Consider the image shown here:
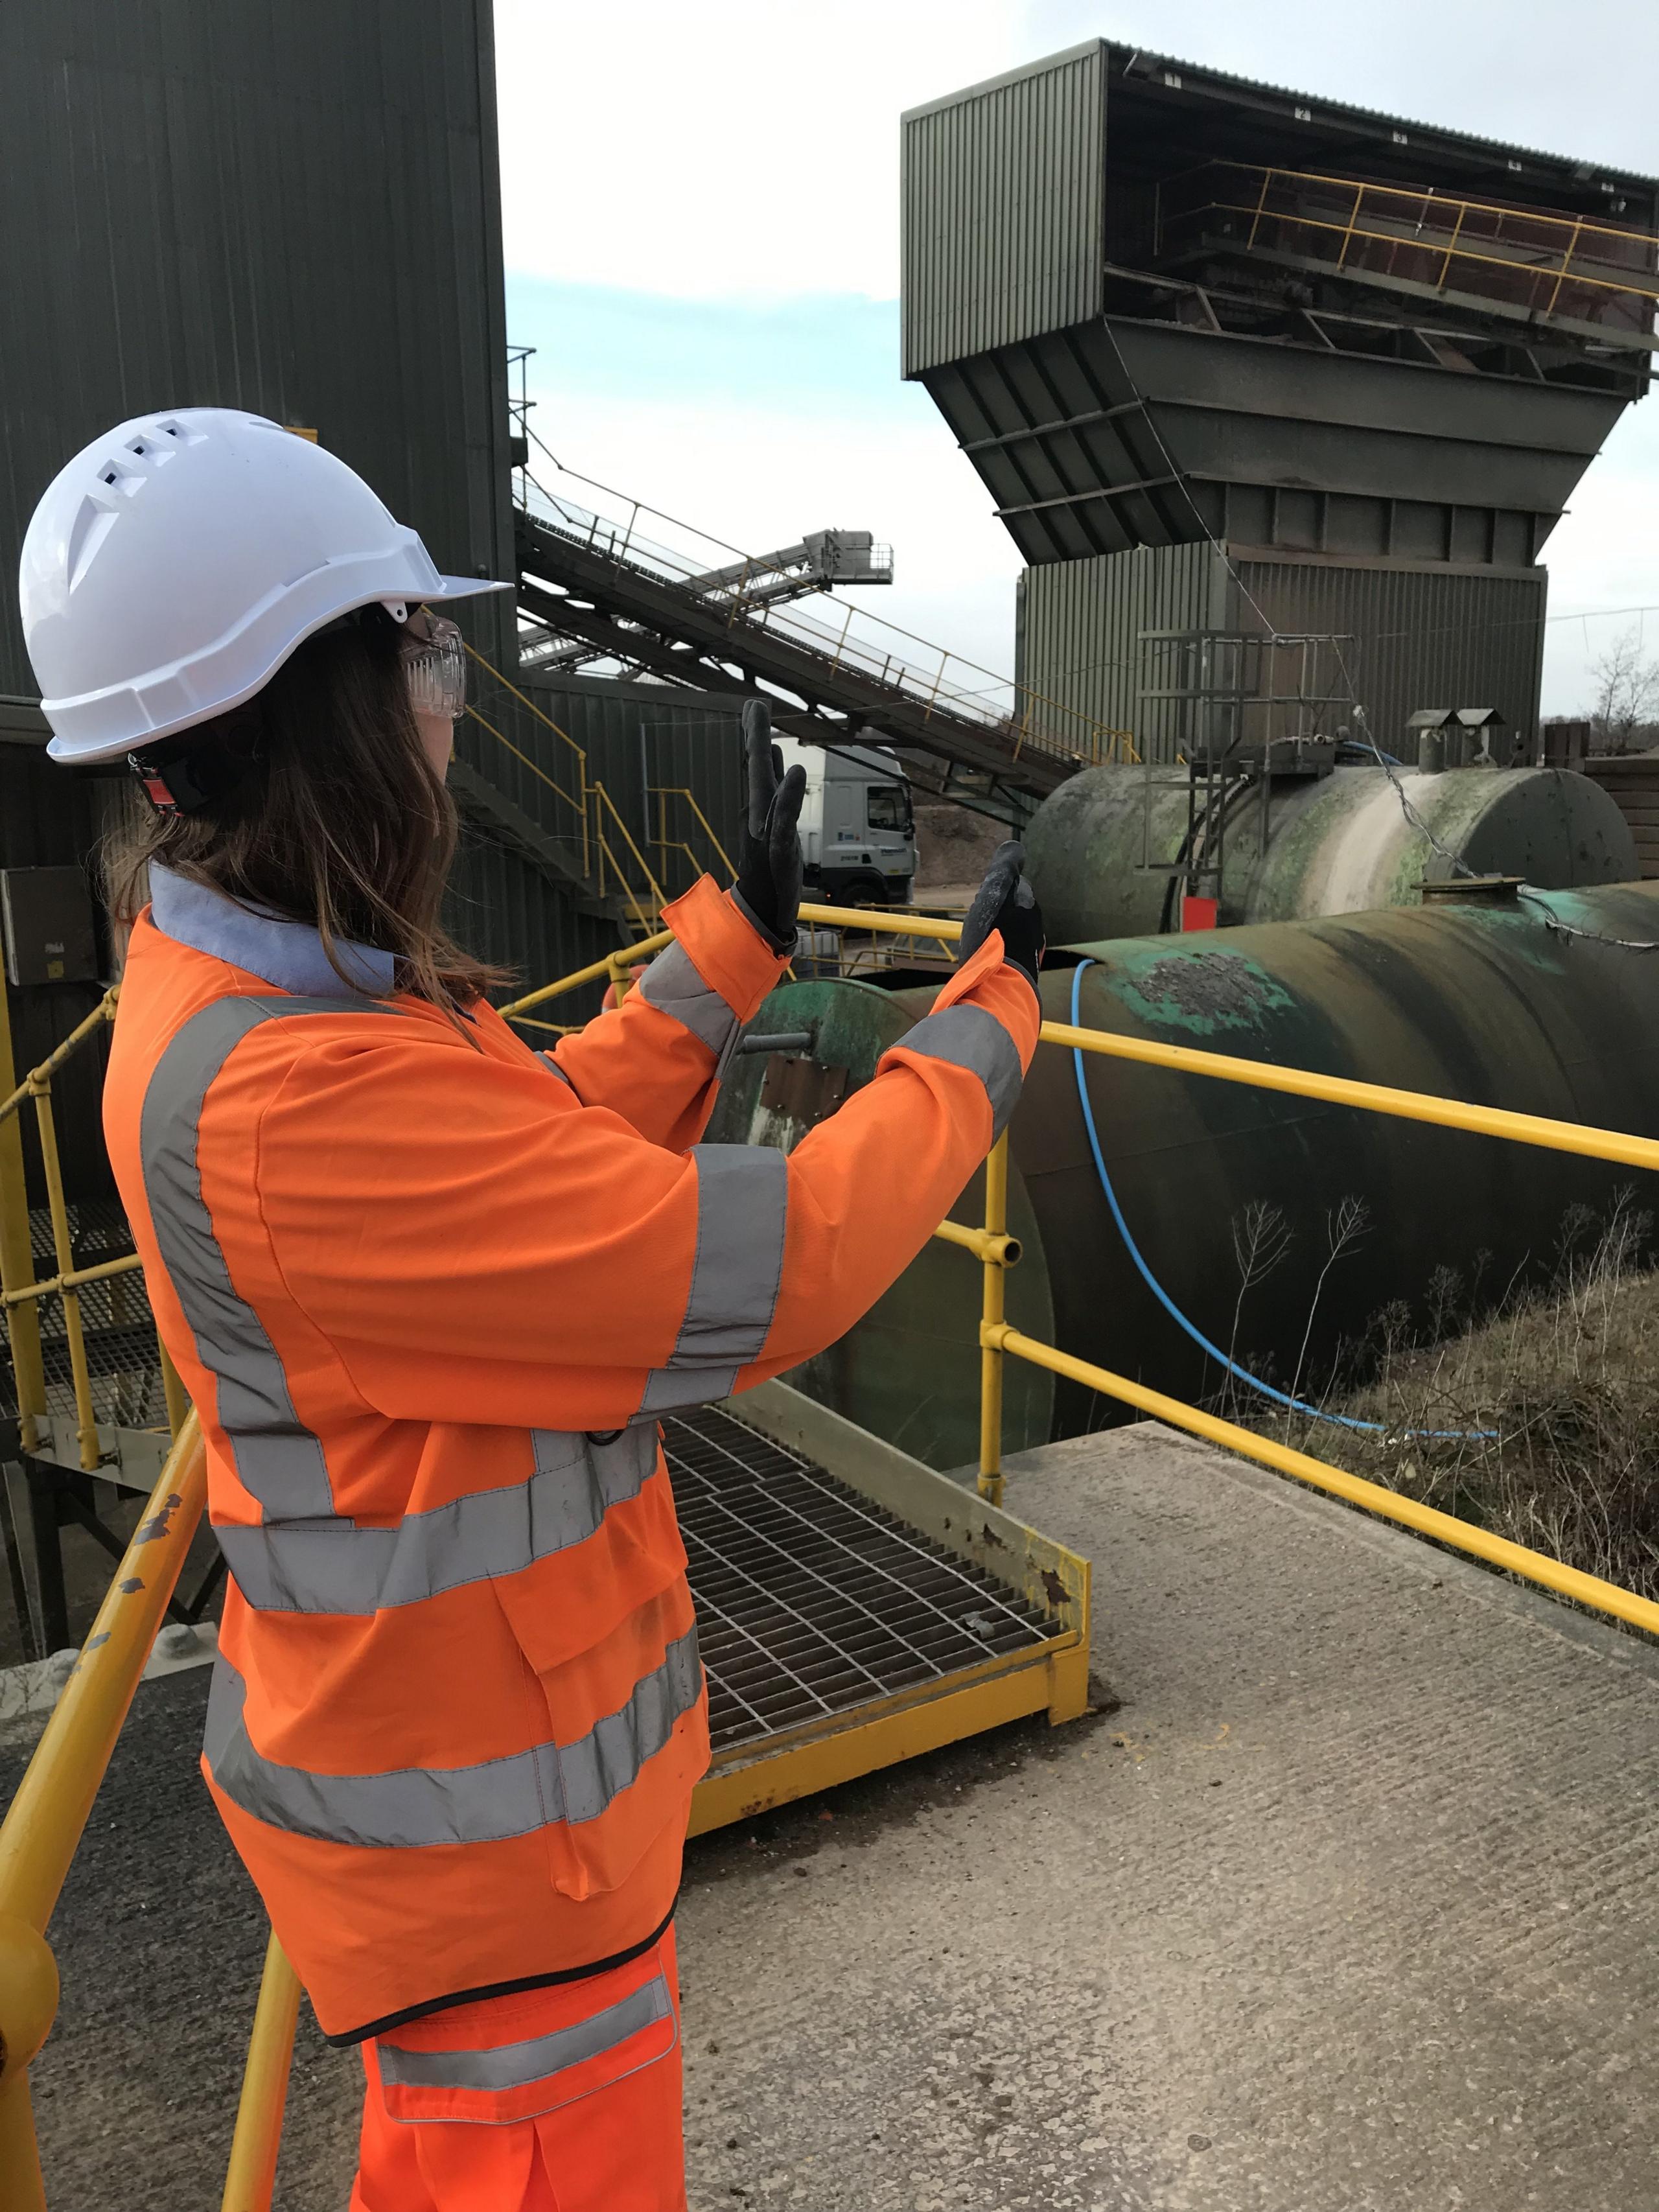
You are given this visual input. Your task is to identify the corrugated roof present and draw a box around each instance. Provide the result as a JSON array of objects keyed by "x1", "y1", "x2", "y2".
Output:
[{"x1": 905, "y1": 39, "x2": 1658, "y2": 195}]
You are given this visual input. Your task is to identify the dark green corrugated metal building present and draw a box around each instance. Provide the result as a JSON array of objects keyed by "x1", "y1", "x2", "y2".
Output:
[{"x1": 0, "y1": 0, "x2": 741, "y2": 1019}]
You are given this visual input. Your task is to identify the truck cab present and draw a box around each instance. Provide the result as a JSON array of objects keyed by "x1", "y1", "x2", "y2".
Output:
[{"x1": 774, "y1": 736, "x2": 916, "y2": 907}]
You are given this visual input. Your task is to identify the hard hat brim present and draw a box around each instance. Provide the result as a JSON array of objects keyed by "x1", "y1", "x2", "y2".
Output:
[{"x1": 43, "y1": 575, "x2": 515, "y2": 765}]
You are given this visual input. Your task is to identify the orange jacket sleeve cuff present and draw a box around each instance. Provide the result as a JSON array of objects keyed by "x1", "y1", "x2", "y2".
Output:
[
  {"x1": 658, "y1": 876, "x2": 791, "y2": 1023},
  {"x1": 928, "y1": 931, "x2": 1042, "y2": 1071}
]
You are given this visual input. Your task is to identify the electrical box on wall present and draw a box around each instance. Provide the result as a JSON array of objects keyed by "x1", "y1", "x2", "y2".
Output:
[{"x1": 1, "y1": 867, "x2": 99, "y2": 987}]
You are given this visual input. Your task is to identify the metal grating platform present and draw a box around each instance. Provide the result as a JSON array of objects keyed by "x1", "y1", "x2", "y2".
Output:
[{"x1": 663, "y1": 1404, "x2": 1052, "y2": 1754}]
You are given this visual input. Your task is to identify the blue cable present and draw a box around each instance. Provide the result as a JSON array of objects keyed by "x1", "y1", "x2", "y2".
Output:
[{"x1": 1067, "y1": 959, "x2": 1489, "y2": 1441}]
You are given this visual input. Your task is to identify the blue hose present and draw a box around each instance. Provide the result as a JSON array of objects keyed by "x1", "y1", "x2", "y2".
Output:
[{"x1": 1067, "y1": 959, "x2": 1488, "y2": 1441}]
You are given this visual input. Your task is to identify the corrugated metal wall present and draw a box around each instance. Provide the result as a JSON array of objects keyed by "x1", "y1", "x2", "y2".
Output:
[
  {"x1": 0, "y1": 743, "x2": 126, "y2": 1201},
  {"x1": 1021, "y1": 547, "x2": 1548, "y2": 761},
  {"x1": 901, "y1": 43, "x2": 1104, "y2": 378},
  {"x1": 1229, "y1": 559, "x2": 1548, "y2": 752},
  {"x1": 527, "y1": 677, "x2": 745, "y2": 896},
  {"x1": 1020, "y1": 545, "x2": 1227, "y2": 760},
  {"x1": 0, "y1": 0, "x2": 516, "y2": 694},
  {"x1": 443, "y1": 833, "x2": 615, "y2": 1021},
  {"x1": 458, "y1": 671, "x2": 746, "y2": 912}
]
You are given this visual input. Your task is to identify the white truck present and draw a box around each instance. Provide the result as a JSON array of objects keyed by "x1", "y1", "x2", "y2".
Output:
[{"x1": 774, "y1": 737, "x2": 916, "y2": 907}]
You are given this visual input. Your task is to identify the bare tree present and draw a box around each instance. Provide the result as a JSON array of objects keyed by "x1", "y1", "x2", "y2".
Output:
[{"x1": 1587, "y1": 627, "x2": 1659, "y2": 755}]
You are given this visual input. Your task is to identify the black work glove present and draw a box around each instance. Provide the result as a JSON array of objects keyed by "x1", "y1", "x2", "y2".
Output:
[
  {"x1": 957, "y1": 840, "x2": 1043, "y2": 994},
  {"x1": 734, "y1": 699, "x2": 807, "y2": 951}
]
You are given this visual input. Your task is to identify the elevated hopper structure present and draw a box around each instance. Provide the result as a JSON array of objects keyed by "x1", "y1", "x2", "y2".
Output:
[{"x1": 902, "y1": 45, "x2": 1658, "y2": 753}]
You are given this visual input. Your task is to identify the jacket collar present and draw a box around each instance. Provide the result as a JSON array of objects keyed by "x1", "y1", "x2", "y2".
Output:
[{"x1": 147, "y1": 865, "x2": 396, "y2": 999}]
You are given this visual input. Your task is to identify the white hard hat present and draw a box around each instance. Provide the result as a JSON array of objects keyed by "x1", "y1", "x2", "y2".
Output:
[{"x1": 19, "y1": 407, "x2": 512, "y2": 764}]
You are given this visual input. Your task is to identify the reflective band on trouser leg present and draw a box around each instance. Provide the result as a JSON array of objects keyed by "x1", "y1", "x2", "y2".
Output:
[
  {"x1": 353, "y1": 1938, "x2": 686, "y2": 2202},
  {"x1": 211, "y1": 1425, "x2": 657, "y2": 1614},
  {"x1": 893, "y1": 1003, "x2": 1023, "y2": 1138},
  {"x1": 378, "y1": 1975, "x2": 674, "y2": 2096},
  {"x1": 636, "y1": 1143, "x2": 788, "y2": 1419},
  {"x1": 636, "y1": 942, "x2": 738, "y2": 1060},
  {"x1": 203, "y1": 1627, "x2": 704, "y2": 1847}
]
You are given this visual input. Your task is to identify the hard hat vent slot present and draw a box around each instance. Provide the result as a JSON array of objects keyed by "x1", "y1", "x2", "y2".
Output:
[{"x1": 65, "y1": 495, "x2": 120, "y2": 591}]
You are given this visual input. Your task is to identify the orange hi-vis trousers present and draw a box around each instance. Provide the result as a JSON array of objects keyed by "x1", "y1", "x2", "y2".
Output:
[{"x1": 349, "y1": 1933, "x2": 686, "y2": 2212}]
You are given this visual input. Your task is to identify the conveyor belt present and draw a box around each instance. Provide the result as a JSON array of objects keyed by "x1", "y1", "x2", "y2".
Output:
[{"x1": 663, "y1": 1404, "x2": 1051, "y2": 1753}]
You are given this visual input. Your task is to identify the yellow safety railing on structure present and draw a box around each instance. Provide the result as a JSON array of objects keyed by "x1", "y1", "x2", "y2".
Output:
[
  {"x1": 651, "y1": 786, "x2": 737, "y2": 893},
  {"x1": 1155, "y1": 159, "x2": 1659, "y2": 340},
  {"x1": 12, "y1": 892, "x2": 1659, "y2": 2208},
  {"x1": 0, "y1": 988, "x2": 134, "y2": 1472},
  {"x1": 0, "y1": 1417, "x2": 207, "y2": 2212}
]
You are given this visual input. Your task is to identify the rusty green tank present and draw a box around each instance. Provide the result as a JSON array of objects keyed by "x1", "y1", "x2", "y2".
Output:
[
  {"x1": 1023, "y1": 762, "x2": 1638, "y2": 943},
  {"x1": 712, "y1": 881, "x2": 1659, "y2": 1469}
]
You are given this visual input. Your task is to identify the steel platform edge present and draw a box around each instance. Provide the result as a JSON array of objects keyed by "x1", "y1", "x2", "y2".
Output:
[{"x1": 685, "y1": 1380, "x2": 1093, "y2": 1837}]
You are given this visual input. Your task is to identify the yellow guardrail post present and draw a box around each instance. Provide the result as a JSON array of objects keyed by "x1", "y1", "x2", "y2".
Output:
[
  {"x1": 220, "y1": 1933, "x2": 303, "y2": 2212},
  {"x1": 29, "y1": 1077, "x2": 100, "y2": 1474},
  {"x1": 0, "y1": 984, "x2": 47, "y2": 1455},
  {"x1": 978, "y1": 1134, "x2": 1010, "y2": 1507},
  {"x1": 0, "y1": 1416, "x2": 207, "y2": 2209}
]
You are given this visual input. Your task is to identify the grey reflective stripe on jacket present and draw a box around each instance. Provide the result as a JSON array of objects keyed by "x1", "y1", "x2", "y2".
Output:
[
  {"x1": 635, "y1": 941, "x2": 741, "y2": 1074},
  {"x1": 892, "y1": 1005, "x2": 1023, "y2": 1139},
  {"x1": 377, "y1": 1973, "x2": 675, "y2": 2093},
  {"x1": 204, "y1": 1627, "x2": 703, "y2": 1846},
  {"x1": 140, "y1": 996, "x2": 658, "y2": 1614},
  {"x1": 141, "y1": 997, "x2": 378, "y2": 1526},
  {"x1": 637, "y1": 1143, "x2": 789, "y2": 1419},
  {"x1": 214, "y1": 1426, "x2": 657, "y2": 1615}
]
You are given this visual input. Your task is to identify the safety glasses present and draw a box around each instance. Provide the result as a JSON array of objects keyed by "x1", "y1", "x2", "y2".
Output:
[{"x1": 402, "y1": 611, "x2": 466, "y2": 720}]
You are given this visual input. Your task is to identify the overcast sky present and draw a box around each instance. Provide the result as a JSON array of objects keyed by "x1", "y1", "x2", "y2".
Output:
[{"x1": 494, "y1": 0, "x2": 1659, "y2": 721}]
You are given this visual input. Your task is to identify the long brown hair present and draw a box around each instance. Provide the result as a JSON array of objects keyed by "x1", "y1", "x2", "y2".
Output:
[{"x1": 103, "y1": 607, "x2": 500, "y2": 1008}]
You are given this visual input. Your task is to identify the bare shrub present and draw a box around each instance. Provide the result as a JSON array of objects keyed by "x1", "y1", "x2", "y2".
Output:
[{"x1": 1227, "y1": 1194, "x2": 1659, "y2": 1611}]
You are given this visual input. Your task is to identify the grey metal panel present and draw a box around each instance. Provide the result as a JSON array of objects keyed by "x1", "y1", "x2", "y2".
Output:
[
  {"x1": 1021, "y1": 545, "x2": 1227, "y2": 762},
  {"x1": 901, "y1": 43, "x2": 1105, "y2": 378},
  {"x1": 1020, "y1": 548, "x2": 1548, "y2": 764},
  {"x1": 0, "y1": 0, "x2": 516, "y2": 697},
  {"x1": 1227, "y1": 559, "x2": 1549, "y2": 751},
  {"x1": 922, "y1": 318, "x2": 1622, "y2": 568}
]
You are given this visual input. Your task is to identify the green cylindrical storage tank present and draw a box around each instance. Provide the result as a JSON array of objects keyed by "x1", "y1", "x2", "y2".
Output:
[
  {"x1": 1024, "y1": 763, "x2": 1639, "y2": 943},
  {"x1": 717, "y1": 882, "x2": 1659, "y2": 1460},
  {"x1": 705, "y1": 978, "x2": 1055, "y2": 1471}
]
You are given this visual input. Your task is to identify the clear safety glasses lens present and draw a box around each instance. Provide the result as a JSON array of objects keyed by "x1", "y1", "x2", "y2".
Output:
[{"x1": 404, "y1": 624, "x2": 466, "y2": 719}]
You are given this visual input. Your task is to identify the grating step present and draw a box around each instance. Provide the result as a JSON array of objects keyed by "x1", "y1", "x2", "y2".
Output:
[{"x1": 662, "y1": 1403, "x2": 1051, "y2": 1752}]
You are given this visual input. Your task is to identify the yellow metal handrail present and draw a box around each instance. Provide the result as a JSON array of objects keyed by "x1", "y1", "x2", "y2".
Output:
[
  {"x1": 652, "y1": 785, "x2": 737, "y2": 885},
  {"x1": 0, "y1": 1419, "x2": 207, "y2": 2211},
  {"x1": 0, "y1": 988, "x2": 121, "y2": 1464},
  {"x1": 1158, "y1": 158, "x2": 1659, "y2": 331}
]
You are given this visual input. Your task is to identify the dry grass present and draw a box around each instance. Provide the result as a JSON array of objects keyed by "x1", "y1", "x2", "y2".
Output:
[{"x1": 1235, "y1": 1194, "x2": 1659, "y2": 1605}]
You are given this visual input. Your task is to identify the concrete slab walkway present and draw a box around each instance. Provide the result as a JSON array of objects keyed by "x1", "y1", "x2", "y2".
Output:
[{"x1": 8, "y1": 1421, "x2": 1658, "y2": 2209}]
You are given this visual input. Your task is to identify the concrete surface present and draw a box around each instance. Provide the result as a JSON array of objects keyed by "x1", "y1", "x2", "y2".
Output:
[{"x1": 6, "y1": 1421, "x2": 1658, "y2": 2209}]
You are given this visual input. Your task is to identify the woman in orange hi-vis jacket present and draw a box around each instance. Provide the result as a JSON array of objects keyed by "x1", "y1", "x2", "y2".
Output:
[{"x1": 19, "y1": 410, "x2": 1044, "y2": 2212}]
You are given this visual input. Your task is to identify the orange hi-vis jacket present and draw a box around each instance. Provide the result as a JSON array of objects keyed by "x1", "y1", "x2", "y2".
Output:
[{"x1": 103, "y1": 864, "x2": 1039, "y2": 2042}]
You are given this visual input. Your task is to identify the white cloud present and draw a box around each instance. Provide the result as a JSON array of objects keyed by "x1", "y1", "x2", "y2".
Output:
[
  {"x1": 494, "y1": 0, "x2": 1019, "y2": 301},
  {"x1": 1540, "y1": 405, "x2": 1659, "y2": 716}
]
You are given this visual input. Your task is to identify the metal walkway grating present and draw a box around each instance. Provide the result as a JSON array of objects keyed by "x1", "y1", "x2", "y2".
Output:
[{"x1": 663, "y1": 1404, "x2": 1052, "y2": 1754}]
